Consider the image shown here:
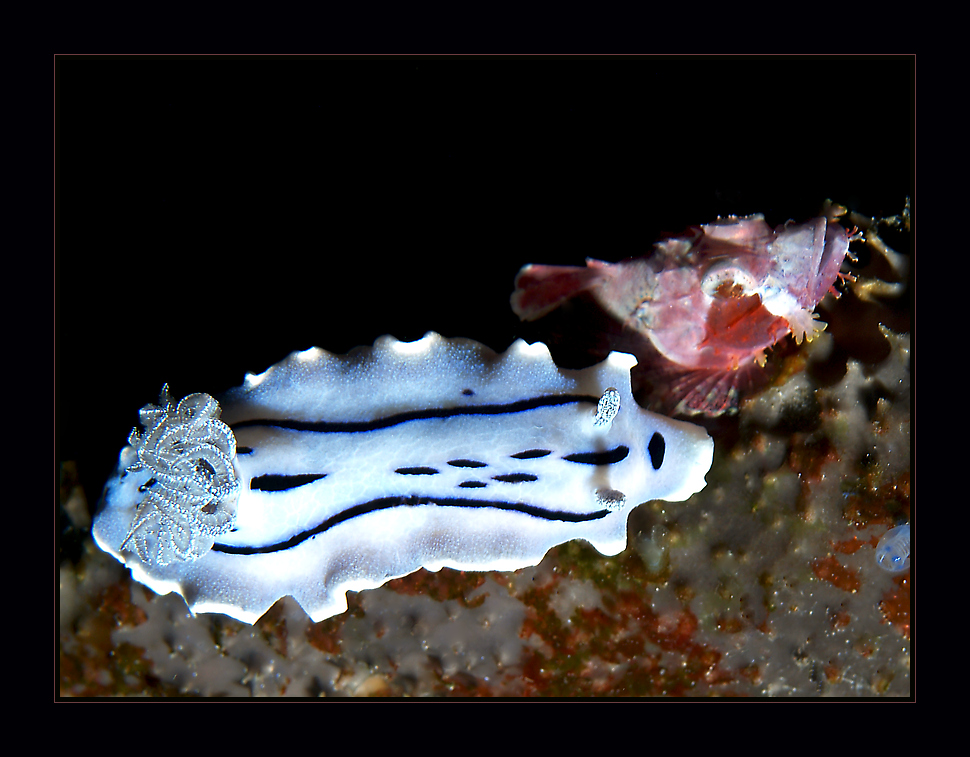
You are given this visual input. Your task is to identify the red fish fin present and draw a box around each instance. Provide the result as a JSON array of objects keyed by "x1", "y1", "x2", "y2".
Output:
[
  {"x1": 644, "y1": 362, "x2": 769, "y2": 417},
  {"x1": 511, "y1": 263, "x2": 608, "y2": 322},
  {"x1": 670, "y1": 370, "x2": 743, "y2": 416}
]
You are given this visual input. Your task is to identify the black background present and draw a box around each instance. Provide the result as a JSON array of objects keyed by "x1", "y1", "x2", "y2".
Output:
[{"x1": 56, "y1": 56, "x2": 914, "y2": 508}]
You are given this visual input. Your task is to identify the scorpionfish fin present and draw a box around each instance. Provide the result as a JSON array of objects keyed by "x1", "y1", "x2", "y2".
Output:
[{"x1": 511, "y1": 262, "x2": 610, "y2": 322}]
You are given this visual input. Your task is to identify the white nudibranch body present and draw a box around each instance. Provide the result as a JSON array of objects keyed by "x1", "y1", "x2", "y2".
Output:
[{"x1": 93, "y1": 333, "x2": 714, "y2": 624}]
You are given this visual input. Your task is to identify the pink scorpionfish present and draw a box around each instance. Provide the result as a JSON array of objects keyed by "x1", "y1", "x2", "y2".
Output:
[{"x1": 511, "y1": 214, "x2": 850, "y2": 416}]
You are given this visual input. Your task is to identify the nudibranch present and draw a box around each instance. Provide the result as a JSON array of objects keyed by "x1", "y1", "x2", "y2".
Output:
[
  {"x1": 511, "y1": 214, "x2": 851, "y2": 416},
  {"x1": 93, "y1": 333, "x2": 714, "y2": 624},
  {"x1": 875, "y1": 524, "x2": 910, "y2": 573}
]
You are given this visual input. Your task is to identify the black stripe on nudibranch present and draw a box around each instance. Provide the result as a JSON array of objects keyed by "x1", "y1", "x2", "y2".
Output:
[
  {"x1": 395, "y1": 467, "x2": 440, "y2": 476},
  {"x1": 492, "y1": 473, "x2": 539, "y2": 483},
  {"x1": 448, "y1": 459, "x2": 488, "y2": 468},
  {"x1": 236, "y1": 446, "x2": 254, "y2": 455},
  {"x1": 212, "y1": 496, "x2": 612, "y2": 555},
  {"x1": 648, "y1": 432, "x2": 665, "y2": 470},
  {"x1": 458, "y1": 481, "x2": 487, "y2": 488},
  {"x1": 228, "y1": 394, "x2": 600, "y2": 433},
  {"x1": 510, "y1": 449, "x2": 552, "y2": 459},
  {"x1": 562, "y1": 446, "x2": 629, "y2": 465},
  {"x1": 251, "y1": 473, "x2": 327, "y2": 492}
]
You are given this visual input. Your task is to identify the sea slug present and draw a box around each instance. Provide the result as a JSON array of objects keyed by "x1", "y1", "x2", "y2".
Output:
[{"x1": 93, "y1": 332, "x2": 714, "y2": 623}]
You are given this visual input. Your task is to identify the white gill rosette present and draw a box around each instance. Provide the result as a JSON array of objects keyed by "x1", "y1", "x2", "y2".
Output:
[{"x1": 119, "y1": 385, "x2": 239, "y2": 566}]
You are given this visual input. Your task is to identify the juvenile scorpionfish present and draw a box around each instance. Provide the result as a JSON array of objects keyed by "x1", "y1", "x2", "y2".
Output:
[{"x1": 511, "y1": 214, "x2": 850, "y2": 416}]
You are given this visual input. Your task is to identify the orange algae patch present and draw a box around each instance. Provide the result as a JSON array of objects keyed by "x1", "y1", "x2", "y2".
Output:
[
  {"x1": 59, "y1": 582, "x2": 178, "y2": 697},
  {"x1": 824, "y1": 664, "x2": 842, "y2": 683},
  {"x1": 879, "y1": 574, "x2": 911, "y2": 640},
  {"x1": 832, "y1": 535, "x2": 871, "y2": 555},
  {"x1": 385, "y1": 568, "x2": 488, "y2": 608},
  {"x1": 306, "y1": 593, "x2": 364, "y2": 655},
  {"x1": 306, "y1": 619, "x2": 342, "y2": 655},
  {"x1": 515, "y1": 546, "x2": 741, "y2": 696},
  {"x1": 254, "y1": 600, "x2": 292, "y2": 657},
  {"x1": 788, "y1": 436, "x2": 839, "y2": 485},
  {"x1": 812, "y1": 555, "x2": 861, "y2": 593},
  {"x1": 843, "y1": 471, "x2": 910, "y2": 529},
  {"x1": 107, "y1": 581, "x2": 150, "y2": 626},
  {"x1": 739, "y1": 663, "x2": 762, "y2": 686}
]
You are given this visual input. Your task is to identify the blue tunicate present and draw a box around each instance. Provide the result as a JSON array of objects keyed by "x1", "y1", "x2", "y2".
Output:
[{"x1": 875, "y1": 524, "x2": 910, "y2": 573}]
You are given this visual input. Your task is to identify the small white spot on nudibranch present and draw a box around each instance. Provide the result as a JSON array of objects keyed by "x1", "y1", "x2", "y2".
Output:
[
  {"x1": 593, "y1": 387, "x2": 620, "y2": 428},
  {"x1": 875, "y1": 524, "x2": 910, "y2": 573}
]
